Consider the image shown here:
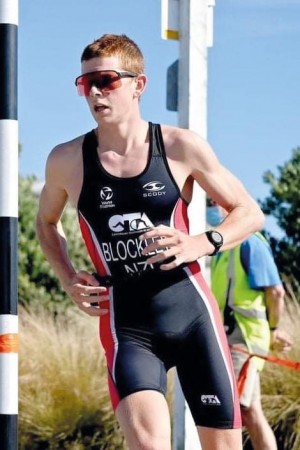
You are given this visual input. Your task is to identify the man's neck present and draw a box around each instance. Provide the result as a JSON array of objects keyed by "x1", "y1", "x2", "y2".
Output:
[{"x1": 96, "y1": 118, "x2": 149, "y2": 154}]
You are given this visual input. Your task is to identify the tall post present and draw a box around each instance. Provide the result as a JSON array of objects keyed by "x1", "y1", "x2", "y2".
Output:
[
  {"x1": 173, "y1": 0, "x2": 213, "y2": 448},
  {"x1": 178, "y1": 0, "x2": 208, "y2": 236},
  {"x1": 162, "y1": 0, "x2": 215, "y2": 447},
  {"x1": 0, "y1": 0, "x2": 19, "y2": 449}
]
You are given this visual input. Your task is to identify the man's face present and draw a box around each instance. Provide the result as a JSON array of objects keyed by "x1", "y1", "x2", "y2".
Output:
[{"x1": 79, "y1": 56, "x2": 142, "y2": 124}]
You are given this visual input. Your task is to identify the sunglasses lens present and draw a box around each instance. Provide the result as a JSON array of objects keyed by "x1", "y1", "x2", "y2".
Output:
[
  {"x1": 76, "y1": 77, "x2": 88, "y2": 96},
  {"x1": 76, "y1": 71, "x2": 122, "y2": 96},
  {"x1": 98, "y1": 72, "x2": 122, "y2": 91}
]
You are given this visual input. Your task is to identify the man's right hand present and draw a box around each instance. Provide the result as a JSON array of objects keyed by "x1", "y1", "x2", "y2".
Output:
[{"x1": 63, "y1": 270, "x2": 109, "y2": 316}]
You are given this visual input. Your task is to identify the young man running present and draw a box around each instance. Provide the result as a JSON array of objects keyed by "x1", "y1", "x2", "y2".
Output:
[{"x1": 36, "y1": 34, "x2": 265, "y2": 450}]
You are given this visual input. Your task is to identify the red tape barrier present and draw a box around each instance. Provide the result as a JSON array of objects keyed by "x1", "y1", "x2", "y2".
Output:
[{"x1": 230, "y1": 345, "x2": 300, "y2": 397}]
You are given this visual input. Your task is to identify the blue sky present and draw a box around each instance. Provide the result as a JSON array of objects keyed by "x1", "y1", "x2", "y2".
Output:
[{"x1": 19, "y1": 0, "x2": 300, "y2": 234}]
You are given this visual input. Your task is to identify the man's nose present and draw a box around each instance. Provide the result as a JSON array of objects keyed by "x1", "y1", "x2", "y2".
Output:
[{"x1": 89, "y1": 84, "x2": 103, "y2": 96}]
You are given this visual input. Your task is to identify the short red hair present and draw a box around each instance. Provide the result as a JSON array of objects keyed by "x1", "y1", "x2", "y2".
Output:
[{"x1": 81, "y1": 34, "x2": 145, "y2": 74}]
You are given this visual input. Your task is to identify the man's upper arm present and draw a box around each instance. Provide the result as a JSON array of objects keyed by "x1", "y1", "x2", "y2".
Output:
[
  {"x1": 37, "y1": 148, "x2": 69, "y2": 225},
  {"x1": 181, "y1": 130, "x2": 259, "y2": 212},
  {"x1": 38, "y1": 183, "x2": 68, "y2": 225}
]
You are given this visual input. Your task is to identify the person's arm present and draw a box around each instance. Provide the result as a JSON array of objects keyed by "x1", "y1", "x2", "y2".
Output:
[
  {"x1": 36, "y1": 182, "x2": 76, "y2": 287},
  {"x1": 241, "y1": 236, "x2": 293, "y2": 352},
  {"x1": 265, "y1": 285, "x2": 285, "y2": 330},
  {"x1": 140, "y1": 128, "x2": 265, "y2": 268},
  {"x1": 36, "y1": 146, "x2": 108, "y2": 316},
  {"x1": 265, "y1": 285, "x2": 293, "y2": 352}
]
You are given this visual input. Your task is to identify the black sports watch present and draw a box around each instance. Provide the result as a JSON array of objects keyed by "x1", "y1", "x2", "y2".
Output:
[{"x1": 205, "y1": 230, "x2": 223, "y2": 256}]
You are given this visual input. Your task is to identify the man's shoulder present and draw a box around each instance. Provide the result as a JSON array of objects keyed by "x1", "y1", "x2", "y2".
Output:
[
  {"x1": 44, "y1": 132, "x2": 90, "y2": 202},
  {"x1": 47, "y1": 133, "x2": 87, "y2": 164},
  {"x1": 51, "y1": 133, "x2": 86, "y2": 154},
  {"x1": 160, "y1": 124, "x2": 207, "y2": 152}
]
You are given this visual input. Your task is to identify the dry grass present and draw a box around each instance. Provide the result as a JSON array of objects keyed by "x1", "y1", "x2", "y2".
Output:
[
  {"x1": 19, "y1": 295, "x2": 299, "y2": 449},
  {"x1": 19, "y1": 306, "x2": 125, "y2": 449},
  {"x1": 243, "y1": 292, "x2": 300, "y2": 450},
  {"x1": 259, "y1": 293, "x2": 300, "y2": 450}
]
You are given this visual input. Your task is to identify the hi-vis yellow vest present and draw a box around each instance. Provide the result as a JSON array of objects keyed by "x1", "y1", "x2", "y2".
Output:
[{"x1": 211, "y1": 233, "x2": 270, "y2": 371}]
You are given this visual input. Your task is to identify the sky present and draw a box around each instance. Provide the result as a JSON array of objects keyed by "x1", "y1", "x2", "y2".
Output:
[{"x1": 18, "y1": 0, "x2": 300, "y2": 235}]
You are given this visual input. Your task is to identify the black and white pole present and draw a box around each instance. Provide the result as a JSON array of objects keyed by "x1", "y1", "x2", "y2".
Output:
[{"x1": 0, "y1": 0, "x2": 18, "y2": 449}]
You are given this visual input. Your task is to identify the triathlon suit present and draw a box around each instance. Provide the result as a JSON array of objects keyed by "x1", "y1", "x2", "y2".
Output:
[{"x1": 77, "y1": 122, "x2": 241, "y2": 429}]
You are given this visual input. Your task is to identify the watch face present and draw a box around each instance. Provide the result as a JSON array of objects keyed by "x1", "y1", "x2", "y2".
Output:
[{"x1": 211, "y1": 231, "x2": 223, "y2": 244}]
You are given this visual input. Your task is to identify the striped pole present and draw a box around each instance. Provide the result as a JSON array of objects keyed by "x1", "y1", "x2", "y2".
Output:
[{"x1": 0, "y1": 0, "x2": 19, "y2": 449}]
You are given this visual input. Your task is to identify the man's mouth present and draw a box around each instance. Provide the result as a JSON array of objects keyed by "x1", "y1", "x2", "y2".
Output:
[{"x1": 94, "y1": 104, "x2": 108, "y2": 112}]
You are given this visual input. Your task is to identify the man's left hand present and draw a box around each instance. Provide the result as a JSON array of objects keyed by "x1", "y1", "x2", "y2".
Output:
[{"x1": 140, "y1": 225, "x2": 201, "y2": 270}]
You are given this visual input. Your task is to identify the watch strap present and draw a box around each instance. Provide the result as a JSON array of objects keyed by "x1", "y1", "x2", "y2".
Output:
[{"x1": 205, "y1": 230, "x2": 223, "y2": 256}]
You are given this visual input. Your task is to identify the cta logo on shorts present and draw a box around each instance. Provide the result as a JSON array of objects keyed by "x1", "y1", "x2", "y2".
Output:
[{"x1": 201, "y1": 395, "x2": 221, "y2": 405}]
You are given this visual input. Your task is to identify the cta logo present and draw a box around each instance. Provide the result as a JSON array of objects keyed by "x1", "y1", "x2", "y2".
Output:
[
  {"x1": 100, "y1": 187, "x2": 113, "y2": 201},
  {"x1": 201, "y1": 395, "x2": 221, "y2": 405},
  {"x1": 108, "y1": 212, "x2": 153, "y2": 233},
  {"x1": 143, "y1": 181, "x2": 166, "y2": 197}
]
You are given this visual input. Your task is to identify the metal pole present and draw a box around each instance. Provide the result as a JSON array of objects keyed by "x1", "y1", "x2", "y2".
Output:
[
  {"x1": 0, "y1": 0, "x2": 19, "y2": 448},
  {"x1": 178, "y1": 0, "x2": 208, "y2": 239},
  {"x1": 173, "y1": 1, "x2": 211, "y2": 449}
]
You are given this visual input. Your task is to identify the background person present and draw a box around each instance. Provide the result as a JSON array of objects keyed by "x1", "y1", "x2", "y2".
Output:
[{"x1": 207, "y1": 201, "x2": 292, "y2": 450}]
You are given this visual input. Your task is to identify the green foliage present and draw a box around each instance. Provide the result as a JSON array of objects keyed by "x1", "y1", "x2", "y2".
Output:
[
  {"x1": 19, "y1": 175, "x2": 93, "y2": 313},
  {"x1": 260, "y1": 148, "x2": 300, "y2": 294}
]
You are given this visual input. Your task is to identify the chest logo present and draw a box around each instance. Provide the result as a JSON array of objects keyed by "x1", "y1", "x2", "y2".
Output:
[
  {"x1": 108, "y1": 212, "x2": 153, "y2": 234},
  {"x1": 100, "y1": 187, "x2": 113, "y2": 201},
  {"x1": 143, "y1": 181, "x2": 166, "y2": 198},
  {"x1": 143, "y1": 181, "x2": 165, "y2": 192}
]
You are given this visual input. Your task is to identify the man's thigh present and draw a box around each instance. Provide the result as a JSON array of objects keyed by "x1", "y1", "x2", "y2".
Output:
[
  {"x1": 105, "y1": 328, "x2": 169, "y2": 411},
  {"x1": 177, "y1": 317, "x2": 241, "y2": 429}
]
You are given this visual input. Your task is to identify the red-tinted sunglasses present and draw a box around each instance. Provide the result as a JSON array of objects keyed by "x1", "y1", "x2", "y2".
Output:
[{"x1": 75, "y1": 69, "x2": 138, "y2": 96}]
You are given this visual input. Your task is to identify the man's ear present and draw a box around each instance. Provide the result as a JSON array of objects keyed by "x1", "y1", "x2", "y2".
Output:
[{"x1": 134, "y1": 74, "x2": 147, "y2": 98}]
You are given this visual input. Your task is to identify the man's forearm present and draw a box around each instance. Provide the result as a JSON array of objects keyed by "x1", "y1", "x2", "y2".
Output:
[{"x1": 36, "y1": 218, "x2": 76, "y2": 288}]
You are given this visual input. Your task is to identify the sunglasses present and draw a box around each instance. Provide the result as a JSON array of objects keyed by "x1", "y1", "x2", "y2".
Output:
[{"x1": 75, "y1": 69, "x2": 138, "y2": 96}]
